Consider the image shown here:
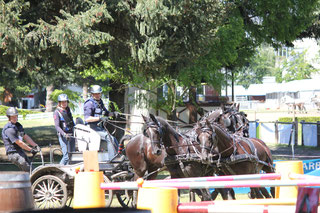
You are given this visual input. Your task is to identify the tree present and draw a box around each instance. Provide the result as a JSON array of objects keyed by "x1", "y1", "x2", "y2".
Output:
[
  {"x1": 1, "y1": 0, "x2": 319, "y2": 115},
  {"x1": 275, "y1": 49, "x2": 319, "y2": 82},
  {"x1": 235, "y1": 45, "x2": 276, "y2": 88}
]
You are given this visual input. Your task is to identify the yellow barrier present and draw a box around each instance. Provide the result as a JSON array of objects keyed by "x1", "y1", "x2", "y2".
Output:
[
  {"x1": 275, "y1": 160, "x2": 303, "y2": 199},
  {"x1": 137, "y1": 187, "x2": 178, "y2": 213},
  {"x1": 73, "y1": 171, "x2": 106, "y2": 208}
]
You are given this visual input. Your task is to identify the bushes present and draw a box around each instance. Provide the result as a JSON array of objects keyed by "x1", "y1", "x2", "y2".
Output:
[
  {"x1": 0, "y1": 105, "x2": 39, "y2": 118},
  {"x1": 278, "y1": 116, "x2": 320, "y2": 123}
]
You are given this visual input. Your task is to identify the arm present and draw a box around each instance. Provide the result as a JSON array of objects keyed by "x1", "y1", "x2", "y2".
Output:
[
  {"x1": 15, "y1": 139, "x2": 33, "y2": 152},
  {"x1": 23, "y1": 134, "x2": 38, "y2": 147},
  {"x1": 85, "y1": 116, "x2": 100, "y2": 123},
  {"x1": 84, "y1": 101, "x2": 101, "y2": 123},
  {"x1": 5, "y1": 128, "x2": 37, "y2": 152},
  {"x1": 53, "y1": 111, "x2": 66, "y2": 136}
]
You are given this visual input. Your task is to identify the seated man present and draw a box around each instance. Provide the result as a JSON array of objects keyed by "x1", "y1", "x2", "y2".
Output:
[
  {"x1": 2, "y1": 107, "x2": 40, "y2": 172},
  {"x1": 83, "y1": 85, "x2": 119, "y2": 160}
]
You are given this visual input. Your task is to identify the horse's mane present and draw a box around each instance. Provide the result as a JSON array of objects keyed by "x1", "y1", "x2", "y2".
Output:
[{"x1": 200, "y1": 109, "x2": 221, "y2": 123}]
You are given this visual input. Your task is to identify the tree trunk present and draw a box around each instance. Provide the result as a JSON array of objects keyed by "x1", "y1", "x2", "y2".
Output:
[
  {"x1": 45, "y1": 84, "x2": 54, "y2": 112},
  {"x1": 83, "y1": 82, "x2": 88, "y2": 100},
  {"x1": 109, "y1": 81, "x2": 126, "y2": 141}
]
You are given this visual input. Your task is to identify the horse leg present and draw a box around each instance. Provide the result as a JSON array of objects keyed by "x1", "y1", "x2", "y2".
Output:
[
  {"x1": 259, "y1": 187, "x2": 271, "y2": 198},
  {"x1": 145, "y1": 166, "x2": 159, "y2": 180},
  {"x1": 215, "y1": 189, "x2": 235, "y2": 200},
  {"x1": 249, "y1": 188, "x2": 264, "y2": 199},
  {"x1": 200, "y1": 189, "x2": 212, "y2": 201}
]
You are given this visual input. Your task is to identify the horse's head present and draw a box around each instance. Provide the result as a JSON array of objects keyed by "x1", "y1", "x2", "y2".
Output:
[
  {"x1": 219, "y1": 105, "x2": 249, "y2": 137},
  {"x1": 142, "y1": 114, "x2": 163, "y2": 156},
  {"x1": 195, "y1": 119, "x2": 217, "y2": 161}
]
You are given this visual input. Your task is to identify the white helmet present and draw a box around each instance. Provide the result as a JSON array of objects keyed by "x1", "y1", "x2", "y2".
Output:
[
  {"x1": 90, "y1": 85, "x2": 102, "y2": 94},
  {"x1": 6, "y1": 107, "x2": 18, "y2": 117},
  {"x1": 58, "y1": 94, "x2": 69, "y2": 102}
]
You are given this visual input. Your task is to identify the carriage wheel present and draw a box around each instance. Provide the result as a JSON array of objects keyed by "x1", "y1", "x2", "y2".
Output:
[
  {"x1": 32, "y1": 175, "x2": 68, "y2": 209},
  {"x1": 103, "y1": 175, "x2": 114, "y2": 207},
  {"x1": 116, "y1": 189, "x2": 136, "y2": 208},
  {"x1": 113, "y1": 173, "x2": 136, "y2": 208}
]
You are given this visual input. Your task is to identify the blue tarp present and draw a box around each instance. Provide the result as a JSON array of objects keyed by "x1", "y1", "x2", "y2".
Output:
[
  {"x1": 259, "y1": 123, "x2": 275, "y2": 143},
  {"x1": 278, "y1": 123, "x2": 293, "y2": 145},
  {"x1": 249, "y1": 122, "x2": 257, "y2": 138},
  {"x1": 303, "y1": 124, "x2": 317, "y2": 147}
]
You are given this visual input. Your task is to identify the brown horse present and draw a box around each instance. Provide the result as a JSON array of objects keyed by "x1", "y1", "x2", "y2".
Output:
[
  {"x1": 144, "y1": 114, "x2": 234, "y2": 201},
  {"x1": 124, "y1": 133, "x2": 166, "y2": 181},
  {"x1": 196, "y1": 119, "x2": 275, "y2": 199}
]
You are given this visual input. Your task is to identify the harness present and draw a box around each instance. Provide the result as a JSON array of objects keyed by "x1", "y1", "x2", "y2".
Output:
[{"x1": 56, "y1": 108, "x2": 74, "y2": 133}]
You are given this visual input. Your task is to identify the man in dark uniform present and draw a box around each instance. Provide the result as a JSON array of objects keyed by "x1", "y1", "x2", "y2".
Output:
[
  {"x1": 83, "y1": 85, "x2": 119, "y2": 160},
  {"x1": 53, "y1": 94, "x2": 75, "y2": 165},
  {"x1": 2, "y1": 107, "x2": 40, "y2": 172}
]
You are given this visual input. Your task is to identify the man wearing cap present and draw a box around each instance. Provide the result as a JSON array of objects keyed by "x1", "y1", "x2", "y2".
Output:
[
  {"x1": 2, "y1": 107, "x2": 40, "y2": 172},
  {"x1": 84, "y1": 85, "x2": 119, "y2": 160},
  {"x1": 53, "y1": 94, "x2": 75, "y2": 165}
]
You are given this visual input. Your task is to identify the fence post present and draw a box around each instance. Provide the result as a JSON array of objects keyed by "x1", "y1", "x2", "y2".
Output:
[
  {"x1": 317, "y1": 121, "x2": 320, "y2": 148},
  {"x1": 301, "y1": 120, "x2": 305, "y2": 146},
  {"x1": 275, "y1": 120, "x2": 279, "y2": 144},
  {"x1": 256, "y1": 120, "x2": 260, "y2": 139},
  {"x1": 294, "y1": 117, "x2": 298, "y2": 146}
]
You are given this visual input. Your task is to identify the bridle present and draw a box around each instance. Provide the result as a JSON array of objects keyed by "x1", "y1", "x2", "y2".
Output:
[
  {"x1": 144, "y1": 122, "x2": 164, "y2": 146},
  {"x1": 197, "y1": 127, "x2": 217, "y2": 153}
]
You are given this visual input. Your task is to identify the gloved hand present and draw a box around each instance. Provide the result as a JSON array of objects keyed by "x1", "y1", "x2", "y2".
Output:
[
  {"x1": 100, "y1": 117, "x2": 108, "y2": 123},
  {"x1": 112, "y1": 111, "x2": 119, "y2": 118},
  {"x1": 65, "y1": 133, "x2": 72, "y2": 140},
  {"x1": 35, "y1": 145, "x2": 41, "y2": 152},
  {"x1": 30, "y1": 147, "x2": 39, "y2": 155}
]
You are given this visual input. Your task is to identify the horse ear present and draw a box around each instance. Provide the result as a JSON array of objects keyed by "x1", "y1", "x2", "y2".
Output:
[
  {"x1": 220, "y1": 104, "x2": 226, "y2": 112},
  {"x1": 142, "y1": 114, "x2": 148, "y2": 123},
  {"x1": 205, "y1": 119, "x2": 212, "y2": 130},
  {"x1": 236, "y1": 103, "x2": 240, "y2": 111},
  {"x1": 149, "y1": 113, "x2": 159, "y2": 126}
]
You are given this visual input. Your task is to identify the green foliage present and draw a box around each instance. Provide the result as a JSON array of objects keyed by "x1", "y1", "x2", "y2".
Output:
[
  {"x1": 235, "y1": 44, "x2": 276, "y2": 88},
  {"x1": 0, "y1": 105, "x2": 39, "y2": 118},
  {"x1": 278, "y1": 117, "x2": 320, "y2": 123},
  {"x1": 276, "y1": 50, "x2": 319, "y2": 82},
  {"x1": 49, "y1": 89, "x2": 82, "y2": 111}
]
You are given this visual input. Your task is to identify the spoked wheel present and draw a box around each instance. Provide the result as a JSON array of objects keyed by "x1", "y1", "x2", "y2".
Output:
[
  {"x1": 103, "y1": 175, "x2": 114, "y2": 207},
  {"x1": 112, "y1": 171, "x2": 136, "y2": 208},
  {"x1": 116, "y1": 189, "x2": 137, "y2": 208},
  {"x1": 32, "y1": 175, "x2": 68, "y2": 209}
]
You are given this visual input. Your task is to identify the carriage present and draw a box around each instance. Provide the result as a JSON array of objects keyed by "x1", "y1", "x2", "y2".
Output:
[{"x1": 30, "y1": 120, "x2": 135, "y2": 209}]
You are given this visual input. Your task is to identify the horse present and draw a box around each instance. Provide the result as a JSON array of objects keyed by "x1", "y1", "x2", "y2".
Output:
[
  {"x1": 124, "y1": 133, "x2": 166, "y2": 181},
  {"x1": 311, "y1": 95, "x2": 320, "y2": 112},
  {"x1": 198, "y1": 103, "x2": 249, "y2": 138},
  {"x1": 196, "y1": 119, "x2": 275, "y2": 199},
  {"x1": 144, "y1": 114, "x2": 234, "y2": 201},
  {"x1": 281, "y1": 95, "x2": 306, "y2": 114}
]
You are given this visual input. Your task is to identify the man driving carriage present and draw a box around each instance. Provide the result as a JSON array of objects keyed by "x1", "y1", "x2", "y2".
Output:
[
  {"x1": 83, "y1": 85, "x2": 119, "y2": 160},
  {"x1": 2, "y1": 107, "x2": 40, "y2": 172}
]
